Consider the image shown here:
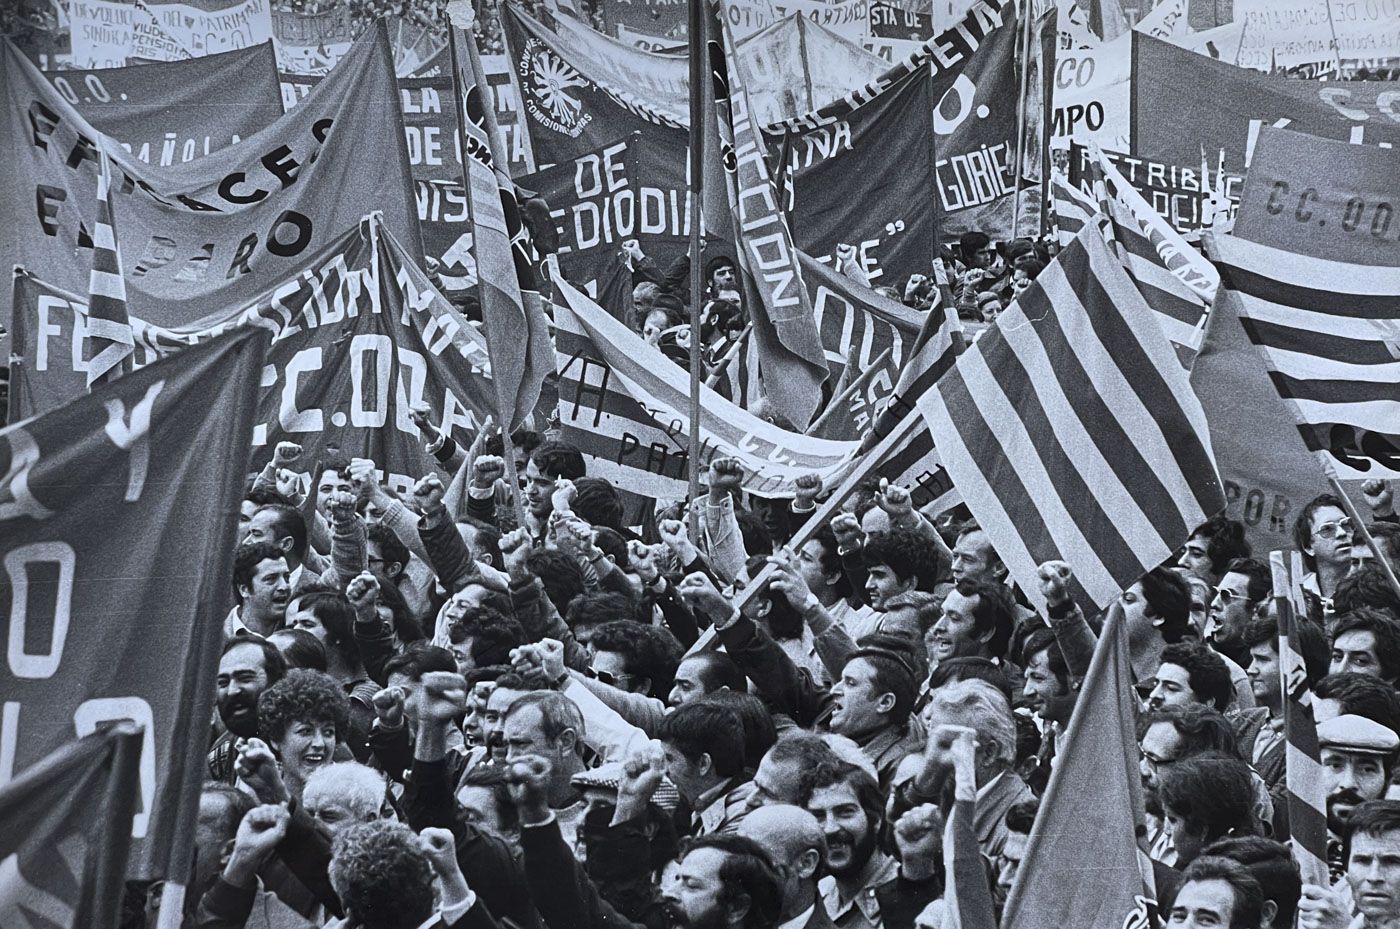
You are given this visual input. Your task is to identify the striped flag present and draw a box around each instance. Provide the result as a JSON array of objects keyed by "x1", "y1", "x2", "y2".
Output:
[
  {"x1": 0, "y1": 726, "x2": 143, "y2": 929},
  {"x1": 83, "y1": 148, "x2": 134, "y2": 389},
  {"x1": 1050, "y1": 166, "x2": 1099, "y2": 248},
  {"x1": 1084, "y1": 144, "x2": 1218, "y2": 367},
  {"x1": 448, "y1": 10, "x2": 553, "y2": 431},
  {"x1": 1003, "y1": 601, "x2": 1158, "y2": 928},
  {"x1": 917, "y1": 225, "x2": 1225, "y2": 615},
  {"x1": 1272, "y1": 551, "x2": 1329, "y2": 886},
  {"x1": 705, "y1": 0, "x2": 828, "y2": 429},
  {"x1": 1211, "y1": 233, "x2": 1400, "y2": 480}
]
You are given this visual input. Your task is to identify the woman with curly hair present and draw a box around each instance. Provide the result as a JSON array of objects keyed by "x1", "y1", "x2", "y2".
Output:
[{"x1": 257, "y1": 669, "x2": 351, "y2": 802}]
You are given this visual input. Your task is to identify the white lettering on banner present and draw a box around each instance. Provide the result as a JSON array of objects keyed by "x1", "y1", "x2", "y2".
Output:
[
  {"x1": 103, "y1": 382, "x2": 163, "y2": 503},
  {"x1": 0, "y1": 431, "x2": 54, "y2": 522},
  {"x1": 730, "y1": 93, "x2": 802, "y2": 313},
  {"x1": 74, "y1": 698, "x2": 155, "y2": 836},
  {"x1": 936, "y1": 141, "x2": 1013, "y2": 210},
  {"x1": 5, "y1": 543, "x2": 76, "y2": 679}
]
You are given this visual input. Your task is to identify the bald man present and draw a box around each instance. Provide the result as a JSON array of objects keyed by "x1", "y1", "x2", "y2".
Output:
[{"x1": 738, "y1": 804, "x2": 836, "y2": 929}]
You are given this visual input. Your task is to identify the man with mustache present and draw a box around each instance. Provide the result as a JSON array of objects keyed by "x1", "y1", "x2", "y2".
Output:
[
  {"x1": 209, "y1": 638, "x2": 287, "y2": 784},
  {"x1": 1318, "y1": 714, "x2": 1399, "y2": 885},
  {"x1": 806, "y1": 761, "x2": 893, "y2": 929}
]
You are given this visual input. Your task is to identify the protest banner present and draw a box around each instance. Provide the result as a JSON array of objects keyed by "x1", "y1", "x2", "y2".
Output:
[
  {"x1": 1067, "y1": 144, "x2": 1243, "y2": 235},
  {"x1": 1234, "y1": 0, "x2": 1400, "y2": 73},
  {"x1": 598, "y1": 0, "x2": 688, "y2": 43},
  {"x1": 142, "y1": 0, "x2": 273, "y2": 59},
  {"x1": 42, "y1": 43, "x2": 283, "y2": 166},
  {"x1": 734, "y1": 14, "x2": 887, "y2": 125},
  {"x1": 1131, "y1": 33, "x2": 1400, "y2": 169},
  {"x1": 1049, "y1": 31, "x2": 1130, "y2": 149},
  {"x1": 9, "y1": 217, "x2": 498, "y2": 493},
  {"x1": 68, "y1": 0, "x2": 140, "y2": 68},
  {"x1": 723, "y1": 0, "x2": 780, "y2": 40},
  {"x1": 772, "y1": 0, "x2": 870, "y2": 44},
  {"x1": 767, "y1": 0, "x2": 1009, "y2": 286},
  {"x1": 1217, "y1": 128, "x2": 1400, "y2": 481},
  {"x1": 0, "y1": 324, "x2": 270, "y2": 877},
  {"x1": 553, "y1": 273, "x2": 864, "y2": 500},
  {"x1": 0, "y1": 21, "x2": 421, "y2": 331},
  {"x1": 868, "y1": 0, "x2": 932, "y2": 40}
]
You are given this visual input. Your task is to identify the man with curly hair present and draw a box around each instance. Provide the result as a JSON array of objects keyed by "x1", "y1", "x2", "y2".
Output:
[{"x1": 258, "y1": 669, "x2": 352, "y2": 802}]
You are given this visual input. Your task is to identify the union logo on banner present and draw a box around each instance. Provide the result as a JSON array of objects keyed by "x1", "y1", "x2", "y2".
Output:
[{"x1": 518, "y1": 37, "x2": 592, "y2": 138}]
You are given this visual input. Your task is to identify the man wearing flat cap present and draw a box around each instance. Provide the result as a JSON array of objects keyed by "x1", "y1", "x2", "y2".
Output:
[{"x1": 1319, "y1": 714, "x2": 1400, "y2": 886}]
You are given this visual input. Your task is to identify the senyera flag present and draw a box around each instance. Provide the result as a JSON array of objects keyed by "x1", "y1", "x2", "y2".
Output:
[
  {"x1": 0, "y1": 725, "x2": 144, "y2": 929},
  {"x1": 0, "y1": 324, "x2": 270, "y2": 879}
]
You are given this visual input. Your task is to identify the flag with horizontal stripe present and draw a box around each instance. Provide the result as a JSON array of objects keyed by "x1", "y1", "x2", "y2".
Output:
[
  {"x1": 917, "y1": 225, "x2": 1225, "y2": 615},
  {"x1": 1083, "y1": 144, "x2": 1217, "y2": 367},
  {"x1": 450, "y1": 15, "x2": 554, "y2": 431},
  {"x1": 83, "y1": 148, "x2": 134, "y2": 389},
  {"x1": 0, "y1": 726, "x2": 143, "y2": 929},
  {"x1": 1050, "y1": 165, "x2": 1099, "y2": 248},
  {"x1": 707, "y1": 0, "x2": 828, "y2": 429},
  {"x1": 1273, "y1": 551, "x2": 1329, "y2": 886},
  {"x1": 1002, "y1": 600, "x2": 1158, "y2": 928},
  {"x1": 1212, "y1": 233, "x2": 1400, "y2": 480},
  {"x1": 551, "y1": 271, "x2": 862, "y2": 501}
]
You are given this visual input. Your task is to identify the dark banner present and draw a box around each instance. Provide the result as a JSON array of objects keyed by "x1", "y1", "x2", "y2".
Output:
[
  {"x1": 1130, "y1": 32, "x2": 1400, "y2": 170},
  {"x1": 0, "y1": 22, "x2": 421, "y2": 330},
  {"x1": 9, "y1": 218, "x2": 497, "y2": 493},
  {"x1": 42, "y1": 43, "x2": 283, "y2": 166},
  {"x1": 0, "y1": 325, "x2": 269, "y2": 878}
]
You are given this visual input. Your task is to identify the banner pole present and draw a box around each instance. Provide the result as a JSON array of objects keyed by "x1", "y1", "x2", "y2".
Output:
[
  {"x1": 687, "y1": 0, "x2": 707, "y2": 540},
  {"x1": 683, "y1": 406, "x2": 924, "y2": 655},
  {"x1": 1328, "y1": 476, "x2": 1400, "y2": 606},
  {"x1": 1010, "y1": 0, "x2": 1034, "y2": 241},
  {"x1": 156, "y1": 883, "x2": 186, "y2": 929}
]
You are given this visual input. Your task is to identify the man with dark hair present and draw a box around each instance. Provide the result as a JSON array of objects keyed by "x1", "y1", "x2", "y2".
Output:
[
  {"x1": 1208, "y1": 558, "x2": 1272, "y2": 667},
  {"x1": 448, "y1": 607, "x2": 526, "y2": 675},
  {"x1": 523, "y1": 439, "x2": 586, "y2": 527},
  {"x1": 1314, "y1": 672, "x2": 1400, "y2": 734},
  {"x1": 806, "y1": 761, "x2": 893, "y2": 929},
  {"x1": 659, "y1": 834, "x2": 784, "y2": 929},
  {"x1": 1169, "y1": 855, "x2": 1265, "y2": 929},
  {"x1": 1301, "y1": 800, "x2": 1400, "y2": 928},
  {"x1": 1353, "y1": 522, "x2": 1400, "y2": 576},
  {"x1": 1179, "y1": 515, "x2": 1251, "y2": 586},
  {"x1": 1295, "y1": 492, "x2": 1354, "y2": 607},
  {"x1": 1158, "y1": 755, "x2": 1259, "y2": 868},
  {"x1": 747, "y1": 733, "x2": 841, "y2": 811},
  {"x1": 228, "y1": 541, "x2": 292, "y2": 638},
  {"x1": 210, "y1": 638, "x2": 288, "y2": 783},
  {"x1": 827, "y1": 649, "x2": 922, "y2": 791},
  {"x1": 1331, "y1": 607, "x2": 1400, "y2": 684},
  {"x1": 928, "y1": 577, "x2": 1015, "y2": 667},
  {"x1": 589, "y1": 621, "x2": 683, "y2": 703},
  {"x1": 1140, "y1": 705, "x2": 1244, "y2": 793},
  {"x1": 669, "y1": 652, "x2": 748, "y2": 709},
  {"x1": 567, "y1": 592, "x2": 639, "y2": 650},
  {"x1": 858, "y1": 528, "x2": 941, "y2": 644},
  {"x1": 1235, "y1": 614, "x2": 1330, "y2": 790},
  {"x1": 366, "y1": 523, "x2": 411, "y2": 588},
  {"x1": 659, "y1": 701, "x2": 755, "y2": 836},
  {"x1": 1019, "y1": 627, "x2": 1077, "y2": 793},
  {"x1": 1148, "y1": 643, "x2": 1234, "y2": 713},
  {"x1": 995, "y1": 798, "x2": 1038, "y2": 913},
  {"x1": 1335, "y1": 564, "x2": 1400, "y2": 618},
  {"x1": 1205, "y1": 837, "x2": 1301, "y2": 929},
  {"x1": 571, "y1": 476, "x2": 625, "y2": 533}
]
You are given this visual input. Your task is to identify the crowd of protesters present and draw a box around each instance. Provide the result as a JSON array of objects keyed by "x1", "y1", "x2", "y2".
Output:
[{"x1": 108, "y1": 339, "x2": 1400, "y2": 929}]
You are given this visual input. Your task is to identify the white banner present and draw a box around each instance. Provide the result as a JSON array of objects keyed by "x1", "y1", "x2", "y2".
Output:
[
  {"x1": 1235, "y1": 0, "x2": 1400, "y2": 71},
  {"x1": 69, "y1": 0, "x2": 138, "y2": 68},
  {"x1": 1050, "y1": 33, "x2": 1130, "y2": 150}
]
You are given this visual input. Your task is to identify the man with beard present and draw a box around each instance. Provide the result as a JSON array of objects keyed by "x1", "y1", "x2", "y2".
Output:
[
  {"x1": 227, "y1": 541, "x2": 293, "y2": 638},
  {"x1": 210, "y1": 638, "x2": 288, "y2": 783},
  {"x1": 738, "y1": 805, "x2": 836, "y2": 929},
  {"x1": 1318, "y1": 714, "x2": 1399, "y2": 883},
  {"x1": 806, "y1": 761, "x2": 894, "y2": 929}
]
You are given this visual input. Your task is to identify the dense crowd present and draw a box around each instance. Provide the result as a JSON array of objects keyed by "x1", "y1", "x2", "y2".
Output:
[{"x1": 115, "y1": 293, "x2": 1400, "y2": 929}]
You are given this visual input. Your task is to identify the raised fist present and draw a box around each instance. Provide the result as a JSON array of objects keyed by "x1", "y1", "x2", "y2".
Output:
[
  {"x1": 830, "y1": 512, "x2": 863, "y2": 551},
  {"x1": 273, "y1": 442, "x2": 302, "y2": 469},
  {"x1": 794, "y1": 473, "x2": 822, "y2": 509},
  {"x1": 371, "y1": 686, "x2": 406, "y2": 727},
  {"x1": 346, "y1": 572, "x2": 381, "y2": 610},
  {"x1": 1362, "y1": 479, "x2": 1394, "y2": 518},
  {"x1": 234, "y1": 738, "x2": 287, "y2": 805},
  {"x1": 707, "y1": 457, "x2": 744, "y2": 494},
  {"x1": 234, "y1": 804, "x2": 290, "y2": 858},
  {"x1": 1036, "y1": 560, "x2": 1074, "y2": 609},
  {"x1": 418, "y1": 672, "x2": 468, "y2": 725},
  {"x1": 411, "y1": 473, "x2": 446, "y2": 516},
  {"x1": 472, "y1": 455, "x2": 505, "y2": 491},
  {"x1": 499, "y1": 527, "x2": 534, "y2": 579},
  {"x1": 677, "y1": 571, "x2": 731, "y2": 619}
]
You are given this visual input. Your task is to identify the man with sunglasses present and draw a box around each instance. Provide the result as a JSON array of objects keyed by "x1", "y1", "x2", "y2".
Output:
[
  {"x1": 1294, "y1": 493, "x2": 1356, "y2": 615},
  {"x1": 1207, "y1": 558, "x2": 1271, "y2": 670}
]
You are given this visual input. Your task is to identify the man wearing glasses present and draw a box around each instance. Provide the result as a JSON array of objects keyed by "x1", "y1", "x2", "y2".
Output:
[
  {"x1": 1206, "y1": 558, "x2": 1271, "y2": 671},
  {"x1": 1294, "y1": 493, "x2": 1356, "y2": 615}
]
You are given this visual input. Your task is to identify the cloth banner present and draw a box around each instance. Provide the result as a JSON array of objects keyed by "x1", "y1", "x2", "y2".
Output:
[
  {"x1": 8, "y1": 217, "x2": 497, "y2": 492},
  {"x1": 1130, "y1": 32, "x2": 1400, "y2": 169},
  {"x1": 1068, "y1": 142, "x2": 1242, "y2": 235},
  {"x1": 552, "y1": 272, "x2": 864, "y2": 500},
  {"x1": 0, "y1": 22, "x2": 421, "y2": 333},
  {"x1": 773, "y1": 0, "x2": 871, "y2": 44},
  {"x1": 0, "y1": 325, "x2": 270, "y2": 878},
  {"x1": 733, "y1": 13, "x2": 888, "y2": 126},
  {"x1": 1049, "y1": 31, "x2": 1131, "y2": 150},
  {"x1": 141, "y1": 0, "x2": 273, "y2": 59},
  {"x1": 41, "y1": 43, "x2": 283, "y2": 167},
  {"x1": 766, "y1": 0, "x2": 1010, "y2": 288}
]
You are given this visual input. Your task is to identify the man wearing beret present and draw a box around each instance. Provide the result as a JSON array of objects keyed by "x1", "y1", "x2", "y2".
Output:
[{"x1": 1319, "y1": 714, "x2": 1400, "y2": 885}]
